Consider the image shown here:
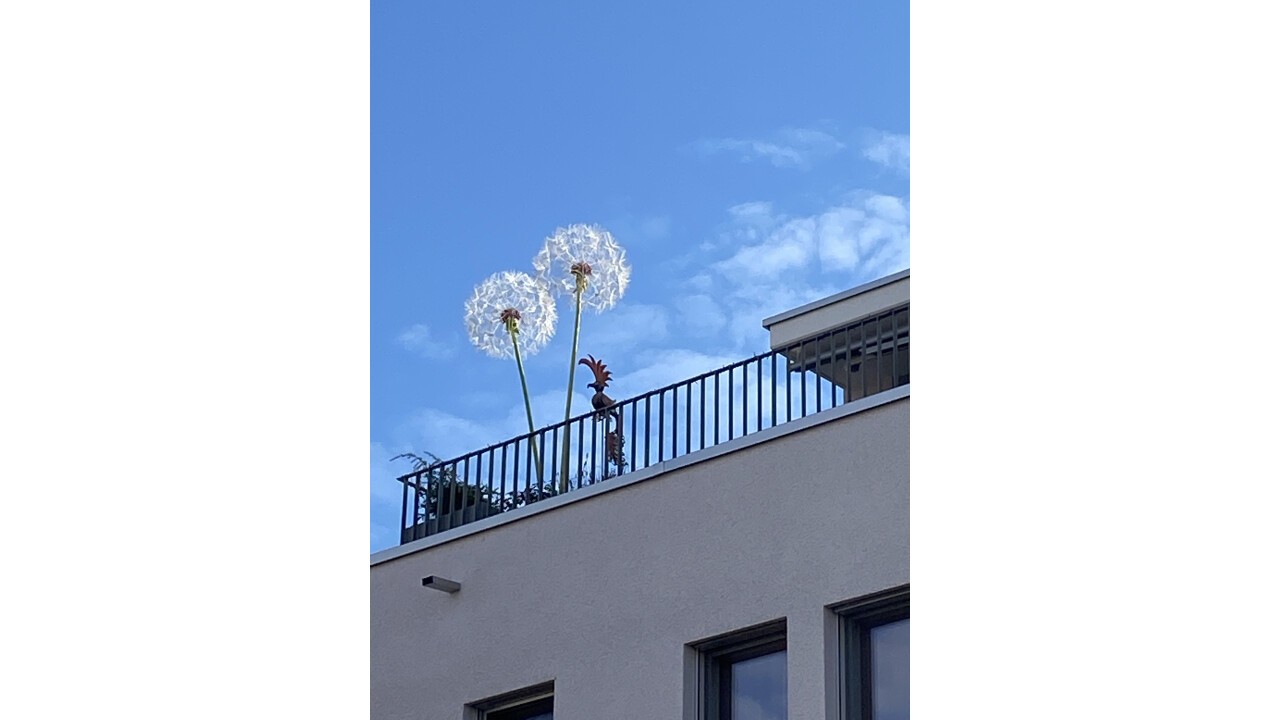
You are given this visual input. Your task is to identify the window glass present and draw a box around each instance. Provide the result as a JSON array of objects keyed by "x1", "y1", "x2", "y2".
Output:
[
  {"x1": 837, "y1": 587, "x2": 908, "y2": 720},
  {"x1": 870, "y1": 619, "x2": 909, "y2": 720},
  {"x1": 729, "y1": 650, "x2": 786, "y2": 720},
  {"x1": 695, "y1": 621, "x2": 786, "y2": 720}
]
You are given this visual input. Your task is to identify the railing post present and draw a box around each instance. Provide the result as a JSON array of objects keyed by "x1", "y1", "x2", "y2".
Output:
[
  {"x1": 658, "y1": 389, "x2": 665, "y2": 460},
  {"x1": 590, "y1": 413, "x2": 598, "y2": 484},
  {"x1": 727, "y1": 366, "x2": 734, "y2": 441}
]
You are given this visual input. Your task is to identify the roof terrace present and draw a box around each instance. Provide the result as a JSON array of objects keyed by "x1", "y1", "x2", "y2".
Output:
[{"x1": 394, "y1": 269, "x2": 910, "y2": 546}]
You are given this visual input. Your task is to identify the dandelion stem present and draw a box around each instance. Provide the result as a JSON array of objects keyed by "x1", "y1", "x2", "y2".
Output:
[
  {"x1": 560, "y1": 282, "x2": 585, "y2": 492},
  {"x1": 509, "y1": 325, "x2": 543, "y2": 484}
]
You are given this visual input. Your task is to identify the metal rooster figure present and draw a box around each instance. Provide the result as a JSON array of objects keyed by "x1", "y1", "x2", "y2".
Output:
[{"x1": 579, "y1": 355, "x2": 626, "y2": 472}]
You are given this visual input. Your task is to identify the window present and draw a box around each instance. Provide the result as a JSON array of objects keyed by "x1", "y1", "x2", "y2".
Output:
[
  {"x1": 692, "y1": 619, "x2": 787, "y2": 720},
  {"x1": 836, "y1": 585, "x2": 909, "y2": 720},
  {"x1": 487, "y1": 697, "x2": 552, "y2": 720},
  {"x1": 470, "y1": 683, "x2": 553, "y2": 720}
]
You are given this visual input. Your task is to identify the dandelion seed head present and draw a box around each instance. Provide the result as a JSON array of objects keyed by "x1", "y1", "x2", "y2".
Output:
[
  {"x1": 464, "y1": 271, "x2": 557, "y2": 359},
  {"x1": 533, "y1": 224, "x2": 631, "y2": 312}
]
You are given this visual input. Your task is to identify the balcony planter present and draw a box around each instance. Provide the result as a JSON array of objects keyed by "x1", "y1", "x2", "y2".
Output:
[
  {"x1": 396, "y1": 443, "x2": 632, "y2": 544},
  {"x1": 401, "y1": 496, "x2": 493, "y2": 543}
]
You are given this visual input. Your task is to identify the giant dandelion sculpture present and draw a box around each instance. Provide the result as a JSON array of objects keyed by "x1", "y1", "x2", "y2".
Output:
[
  {"x1": 464, "y1": 271, "x2": 558, "y2": 483},
  {"x1": 533, "y1": 224, "x2": 631, "y2": 491}
]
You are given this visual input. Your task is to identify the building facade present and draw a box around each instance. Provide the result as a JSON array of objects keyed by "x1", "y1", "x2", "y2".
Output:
[{"x1": 372, "y1": 270, "x2": 910, "y2": 720}]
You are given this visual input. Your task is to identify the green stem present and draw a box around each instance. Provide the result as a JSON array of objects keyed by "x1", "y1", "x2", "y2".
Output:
[
  {"x1": 510, "y1": 326, "x2": 543, "y2": 484},
  {"x1": 560, "y1": 284, "x2": 585, "y2": 492}
]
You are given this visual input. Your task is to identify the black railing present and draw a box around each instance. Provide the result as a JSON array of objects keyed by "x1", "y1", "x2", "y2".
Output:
[{"x1": 397, "y1": 304, "x2": 909, "y2": 543}]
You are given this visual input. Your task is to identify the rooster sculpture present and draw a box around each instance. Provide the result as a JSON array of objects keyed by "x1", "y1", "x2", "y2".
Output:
[
  {"x1": 579, "y1": 354, "x2": 625, "y2": 471},
  {"x1": 579, "y1": 355, "x2": 620, "y2": 421}
]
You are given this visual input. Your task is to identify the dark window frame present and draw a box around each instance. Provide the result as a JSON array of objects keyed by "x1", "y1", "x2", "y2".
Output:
[
  {"x1": 833, "y1": 585, "x2": 909, "y2": 720},
  {"x1": 470, "y1": 681, "x2": 554, "y2": 720},
  {"x1": 691, "y1": 618, "x2": 787, "y2": 720}
]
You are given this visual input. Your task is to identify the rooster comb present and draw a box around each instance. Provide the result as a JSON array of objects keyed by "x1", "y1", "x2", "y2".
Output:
[{"x1": 578, "y1": 354, "x2": 613, "y2": 388}]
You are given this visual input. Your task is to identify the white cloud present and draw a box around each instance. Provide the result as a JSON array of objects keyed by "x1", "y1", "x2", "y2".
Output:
[
  {"x1": 396, "y1": 388, "x2": 593, "y2": 465},
  {"x1": 503, "y1": 388, "x2": 588, "y2": 436},
  {"x1": 697, "y1": 138, "x2": 803, "y2": 167},
  {"x1": 863, "y1": 130, "x2": 910, "y2": 173},
  {"x1": 721, "y1": 281, "x2": 844, "y2": 350},
  {"x1": 713, "y1": 193, "x2": 908, "y2": 283},
  {"x1": 404, "y1": 408, "x2": 498, "y2": 460},
  {"x1": 686, "y1": 273, "x2": 714, "y2": 293},
  {"x1": 728, "y1": 200, "x2": 774, "y2": 220},
  {"x1": 676, "y1": 294, "x2": 727, "y2": 335},
  {"x1": 713, "y1": 216, "x2": 817, "y2": 279},
  {"x1": 866, "y1": 193, "x2": 908, "y2": 222},
  {"x1": 609, "y1": 348, "x2": 742, "y2": 400},
  {"x1": 779, "y1": 126, "x2": 843, "y2": 150},
  {"x1": 694, "y1": 127, "x2": 845, "y2": 169},
  {"x1": 580, "y1": 302, "x2": 670, "y2": 353},
  {"x1": 726, "y1": 201, "x2": 779, "y2": 234},
  {"x1": 694, "y1": 192, "x2": 908, "y2": 350},
  {"x1": 816, "y1": 194, "x2": 910, "y2": 275},
  {"x1": 815, "y1": 206, "x2": 865, "y2": 270},
  {"x1": 396, "y1": 323, "x2": 455, "y2": 360},
  {"x1": 458, "y1": 389, "x2": 509, "y2": 411}
]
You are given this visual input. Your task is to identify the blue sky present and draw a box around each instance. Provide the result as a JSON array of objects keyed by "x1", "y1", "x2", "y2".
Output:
[{"x1": 371, "y1": 0, "x2": 909, "y2": 551}]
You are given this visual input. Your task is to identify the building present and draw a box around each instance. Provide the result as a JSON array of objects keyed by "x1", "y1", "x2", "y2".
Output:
[{"x1": 371, "y1": 269, "x2": 910, "y2": 720}]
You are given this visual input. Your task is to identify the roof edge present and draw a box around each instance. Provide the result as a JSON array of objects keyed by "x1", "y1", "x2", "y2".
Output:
[{"x1": 761, "y1": 268, "x2": 910, "y2": 329}]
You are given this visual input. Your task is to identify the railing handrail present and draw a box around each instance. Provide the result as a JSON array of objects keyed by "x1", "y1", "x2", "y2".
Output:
[
  {"x1": 395, "y1": 302, "x2": 908, "y2": 486},
  {"x1": 395, "y1": 345, "x2": 782, "y2": 485}
]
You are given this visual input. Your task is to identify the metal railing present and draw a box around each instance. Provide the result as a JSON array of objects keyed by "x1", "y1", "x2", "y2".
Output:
[{"x1": 397, "y1": 303, "x2": 909, "y2": 543}]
